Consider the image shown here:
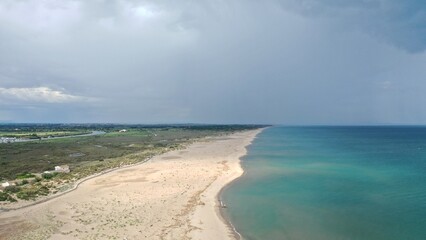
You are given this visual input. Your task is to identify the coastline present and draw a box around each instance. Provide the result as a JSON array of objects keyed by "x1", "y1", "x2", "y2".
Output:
[
  {"x1": 218, "y1": 127, "x2": 266, "y2": 240},
  {"x1": 217, "y1": 178, "x2": 244, "y2": 240},
  {"x1": 188, "y1": 128, "x2": 263, "y2": 240},
  {"x1": 0, "y1": 129, "x2": 263, "y2": 240}
]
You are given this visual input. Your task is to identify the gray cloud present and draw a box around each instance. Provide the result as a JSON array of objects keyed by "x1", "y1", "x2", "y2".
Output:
[
  {"x1": 0, "y1": 0, "x2": 425, "y2": 124},
  {"x1": 279, "y1": 0, "x2": 426, "y2": 52}
]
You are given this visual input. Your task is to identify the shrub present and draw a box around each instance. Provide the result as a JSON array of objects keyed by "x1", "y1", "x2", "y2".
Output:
[
  {"x1": 16, "y1": 191, "x2": 32, "y2": 200},
  {"x1": 42, "y1": 172, "x2": 57, "y2": 179},
  {"x1": 16, "y1": 185, "x2": 50, "y2": 200},
  {"x1": 0, "y1": 192, "x2": 9, "y2": 201},
  {"x1": 38, "y1": 186, "x2": 49, "y2": 196},
  {"x1": 16, "y1": 187, "x2": 38, "y2": 200},
  {"x1": 0, "y1": 192, "x2": 16, "y2": 202},
  {"x1": 4, "y1": 185, "x2": 20, "y2": 193}
]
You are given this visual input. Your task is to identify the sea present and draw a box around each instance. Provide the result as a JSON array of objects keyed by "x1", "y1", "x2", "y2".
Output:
[{"x1": 222, "y1": 126, "x2": 426, "y2": 240}]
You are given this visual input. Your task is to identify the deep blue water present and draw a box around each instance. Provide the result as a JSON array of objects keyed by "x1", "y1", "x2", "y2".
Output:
[{"x1": 222, "y1": 127, "x2": 426, "y2": 240}]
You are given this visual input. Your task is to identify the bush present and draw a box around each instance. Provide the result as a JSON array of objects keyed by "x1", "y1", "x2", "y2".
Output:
[
  {"x1": 16, "y1": 185, "x2": 49, "y2": 200},
  {"x1": 42, "y1": 172, "x2": 57, "y2": 179},
  {"x1": 16, "y1": 191, "x2": 33, "y2": 200},
  {"x1": 0, "y1": 192, "x2": 17, "y2": 202},
  {"x1": 16, "y1": 187, "x2": 39, "y2": 200},
  {"x1": 38, "y1": 186, "x2": 50, "y2": 196},
  {"x1": 4, "y1": 185, "x2": 20, "y2": 193},
  {"x1": 0, "y1": 192, "x2": 9, "y2": 201}
]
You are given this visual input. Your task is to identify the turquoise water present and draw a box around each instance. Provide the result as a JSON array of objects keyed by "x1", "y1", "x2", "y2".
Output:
[{"x1": 222, "y1": 127, "x2": 426, "y2": 240}]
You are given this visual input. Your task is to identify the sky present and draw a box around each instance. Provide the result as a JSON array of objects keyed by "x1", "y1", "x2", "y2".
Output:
[{"x1": 0, "y1": 0, "x2": 426, "y2": 124}]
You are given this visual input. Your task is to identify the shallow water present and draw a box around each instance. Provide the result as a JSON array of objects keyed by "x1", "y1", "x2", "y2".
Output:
[{"x1": 222, "y1": 127, "x2": 426, "y2": 240}]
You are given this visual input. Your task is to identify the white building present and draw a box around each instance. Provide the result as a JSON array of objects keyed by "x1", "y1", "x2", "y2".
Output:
[
  {"x1": 1, "y1": 182, "x2": 10, "y2": 188},
  {"x1": 54, "y1": 165, "x2": 70, "y2": 173}
]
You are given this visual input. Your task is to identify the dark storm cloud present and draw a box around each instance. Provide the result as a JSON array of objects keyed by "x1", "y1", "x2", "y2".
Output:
[
  {"x1": 279, "y1": 0, "x2": 426, "y2": 52},
  {"x1": 0, "y1": 0, "x2": 425, "y2": 124}
]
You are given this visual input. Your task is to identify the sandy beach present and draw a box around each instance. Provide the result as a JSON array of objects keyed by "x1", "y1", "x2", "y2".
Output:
[{"x1": 0, "y1": 129, "x2": 261, "y2": 240}]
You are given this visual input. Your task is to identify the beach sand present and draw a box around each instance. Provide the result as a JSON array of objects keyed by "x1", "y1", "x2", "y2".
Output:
[{"x1": 0, "y1": 129, "x2": 261, "y2": 240}]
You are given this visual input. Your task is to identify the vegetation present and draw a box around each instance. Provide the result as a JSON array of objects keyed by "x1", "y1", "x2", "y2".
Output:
[
  {"x1": 42, "y1": 172, "x2": 57, "y2": 179},
  {"x1": 16, "y1": 172, "x2": 36, "y2": 179},
  {"x1": 15, "y1": 185, "x2": 50, "y2": 200},
  {"x1": 0, "y1": 124, "x2": 266, "y2": 202},
  {"x1": 0, "y1": 123, "x2": 98, "y2": 138},
  {"x1": 0, "y1": 192, "x2": 16, "y2": 202},
  {"x1": 4, "y1": 185, "x2": 20, "y2": 193}
]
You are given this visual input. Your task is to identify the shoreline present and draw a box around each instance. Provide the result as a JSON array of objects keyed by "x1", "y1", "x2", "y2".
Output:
[
  {"x1": 188, "y1": 128, "x2": 264, "y2": 240},
  {"x1": 0, "y1": 129, "x2": 263, "y2": 240},
  {"x1": 218, "y1": 179, "x2": 243, "y2": 240},
  {"x1": 216, "y1": 128, "x2": 264, "y2": 240},
  {"x1": 218, "y1": 183, "x2": 243, "y2": 240}
]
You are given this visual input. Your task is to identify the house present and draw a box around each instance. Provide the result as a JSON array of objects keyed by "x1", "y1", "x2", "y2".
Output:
[
  {"x1": 1, "y1": 182, "x2": 10, "y2": 188},
  {"x1": 54, "y1": 165, "x2": 70, "y2": 173},
  {"x1": 119, "y1": 129, "x2": 127, "y2": 133}
]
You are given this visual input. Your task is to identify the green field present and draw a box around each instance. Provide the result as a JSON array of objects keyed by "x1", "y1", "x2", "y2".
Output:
[{"x1": 0, "y1": 125, "x2": 93, "y2": 139}]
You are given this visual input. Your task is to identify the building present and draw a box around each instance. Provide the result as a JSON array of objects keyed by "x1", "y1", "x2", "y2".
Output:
[
  {"x1": 1, "y1": 182, "x2": 10, "y2": 188},
  {"x1": 54, "y1": 165, "x2": 70, "y2": 173}
]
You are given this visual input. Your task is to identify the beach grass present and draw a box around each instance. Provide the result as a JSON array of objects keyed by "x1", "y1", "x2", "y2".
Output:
[{"x1": 0, "y1": 124, "x2": 263, "y2": 182}]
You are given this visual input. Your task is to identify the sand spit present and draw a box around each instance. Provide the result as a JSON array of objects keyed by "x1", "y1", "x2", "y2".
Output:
[{"x1": 0, "y1": 129, "x2": 262, "y2": 240}]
